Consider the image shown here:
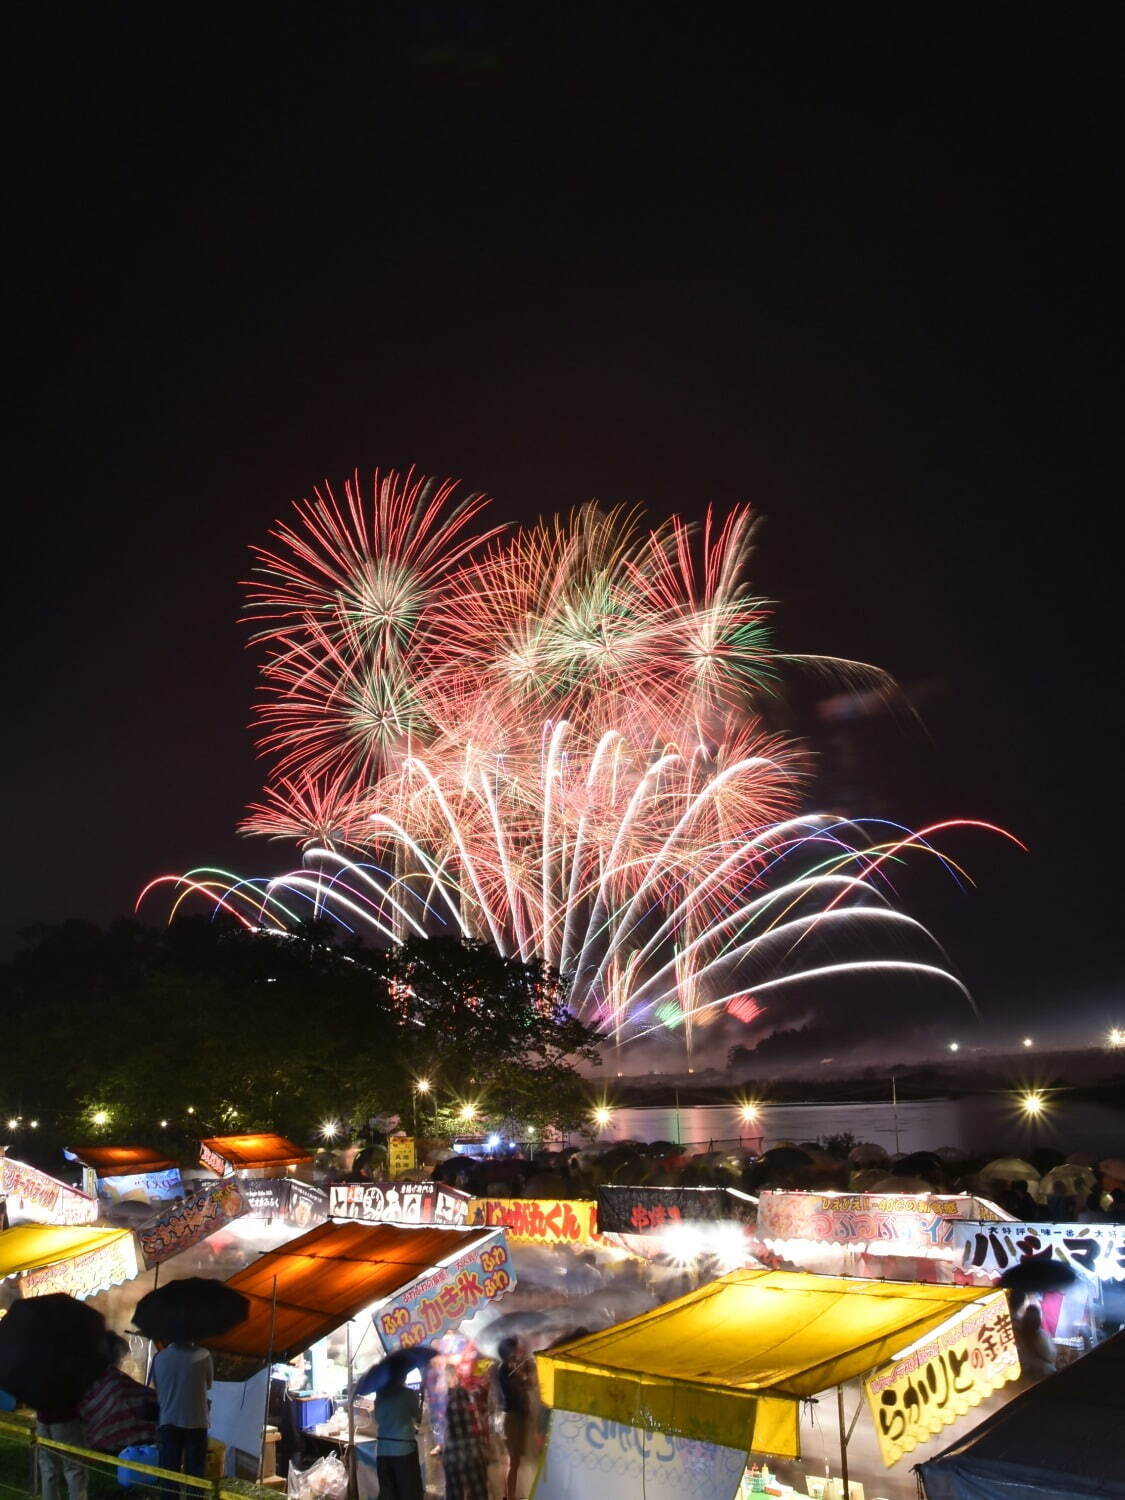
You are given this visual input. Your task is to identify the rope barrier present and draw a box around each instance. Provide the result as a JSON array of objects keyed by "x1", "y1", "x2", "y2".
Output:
[{"x1": 0, "y1": 1417, "x2": 272, "y2": 1500}]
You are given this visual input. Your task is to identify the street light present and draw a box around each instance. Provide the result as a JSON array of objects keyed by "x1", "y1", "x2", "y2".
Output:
[
  {"x1": 92, "y1": 1109, "x2": 109, "y2": 1127},
  {"x1": 320, "y1": 1119, "x2": 340, "y2": 1141},
  {"x1": 949, "y1": 1042, "x2": 960, "y2": 1053},
  {"x1": 458, "y1": 1102, "x2": 478, "y2": 1125},
  {"x1": 1022, "y1": 1037, "x2": 1034, "y2": 1048},
  {"x1": 1020, "y1": 1090, "x2": 1045, "y2": 1117},
  {"x1": 1108, "y1": 1027, "x2": 1124, "y2": 1049},
  {"x1": 592, "y1": 1105, "x2": 613, "y2": 1130},
  {"x1": 413, "y1": 1079, "x2": 432, "y2": 1138}
]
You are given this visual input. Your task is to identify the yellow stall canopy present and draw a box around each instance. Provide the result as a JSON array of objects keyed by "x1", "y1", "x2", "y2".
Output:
[
  {"x1": 538, "y1": 1269, "x2": 996, "y2": 1459},
  {"x1": 0, "y1": 1225, "x2": 139, "y2": 1299}
]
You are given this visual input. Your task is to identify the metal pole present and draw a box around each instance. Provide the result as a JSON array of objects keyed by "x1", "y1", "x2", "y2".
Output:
[
  {"x1": 891, "y1": 1074, "x2": 900, "y2": 1155},
  {"x1": 259, "y1": 1276, "x2": 279, "y2": 1484},
  {"x1": 836, "y1": 1385, "x2": 850, "y2": 1499},
  {"x1": 346, "y1": 1323, "x2": 357, "y2": 1500}
]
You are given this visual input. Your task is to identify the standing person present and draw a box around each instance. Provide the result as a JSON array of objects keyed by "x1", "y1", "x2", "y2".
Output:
[
  {"x1": 496, "y1": 1337, "x2": 537, "y2": 1500},
  {"x1": 35, "y1": 1395, "x2": 88, "y2": 1500},
  {"x1": 373, "y1": 1362, "x2": 424, "y2": 1500},
  {"x1": 441, "y1": 1359, "x2": 492, "y2": 1500},
  {"x1": 151, "y1": 1340, "x2": 212, "y2": 1487}
]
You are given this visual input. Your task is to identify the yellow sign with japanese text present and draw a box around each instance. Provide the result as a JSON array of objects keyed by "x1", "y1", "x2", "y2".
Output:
[
  {"x1": 865, "y1": 1293, "x2": 1020, "y2": 1467},
  {"x1": 388, "y1": 1137, "x2": 417, "y2": 1176}
]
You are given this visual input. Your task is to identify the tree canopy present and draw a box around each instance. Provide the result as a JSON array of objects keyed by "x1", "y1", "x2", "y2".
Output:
[{"x1": 0, "y1": 918, "x2": 602, "y2": 1156}]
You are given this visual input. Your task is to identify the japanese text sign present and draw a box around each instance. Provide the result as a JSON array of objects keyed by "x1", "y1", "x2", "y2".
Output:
[
  {"x1": 330, "y1": 1180, "x2": 468, "y2": 1225},
  {"x1": 20, "y1": 1234, "x2": 140, "y2": 1301},
  {"x1": 0, "y1": 1155, "x2": 98, "y2": 1226},
  {"x1": 387, "y1": 1137, "x2": 416, "y2": 1176},
  {"x1": 375, "y1": 1232, "x2": 515, "y2": 1351},
  {"x1": 535, "y1": 1410, "x2": 746, "y2": 1500},
  {"x1": 948, "y1": 1219, "x2": 1125, "y2": 1281},
  {"x1": 865, "y1": 1295, "x2": 1019, "y2": 1467},
  {"x1": 468, "y1": 1198, "x2": 599, "y2": 1246},
  {"x1": 757, "y1": 1190, "x2": 1003, "y2": 1249},
  {"x1": 596, "y1": 1186, "x2": 754, "y2": 1236},
  {"x1": 138, "y1": 1177, "x2": 247, "y2": 1268}
]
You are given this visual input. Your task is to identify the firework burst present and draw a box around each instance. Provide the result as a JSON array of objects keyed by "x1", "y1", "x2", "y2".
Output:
[{"x1": 141, "y1": 468, "x2": 1021, "y2": 1049}]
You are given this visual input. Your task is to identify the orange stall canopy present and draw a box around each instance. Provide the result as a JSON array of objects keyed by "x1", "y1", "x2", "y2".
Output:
[
  {"x1": 205, "y1": 1219, "x2": 499, "y2": 1362},
  {"x1": 199, "y1": 1133, "x2": 311, "y2": 1174},
  {"x1": 65, "y1": 1145, "x2": 179, "y2": 1177}
]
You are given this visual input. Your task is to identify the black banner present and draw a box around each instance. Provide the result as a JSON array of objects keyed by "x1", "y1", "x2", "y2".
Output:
[
  {"x1": 239, "y1": 1176, "x2": 328, "y2": 1226},
  {"x1": 596, "y1": 1185, "x2": 756, "y2": 1235}
]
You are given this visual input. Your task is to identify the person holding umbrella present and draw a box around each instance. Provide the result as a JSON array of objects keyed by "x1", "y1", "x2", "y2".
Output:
[
  {"x1": 151, "y1": 1338, "x2": 213, "y2": 1486},
  {"x1": 132, "y1": 1278, "x2": 248, "y2": 1491},
  {"x1": 355, "y1": 1348, "x2": 437, "y2": 1500}
]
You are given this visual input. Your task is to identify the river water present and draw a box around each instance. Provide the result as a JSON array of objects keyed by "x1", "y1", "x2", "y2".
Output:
[{"x1": 599, "y1": 1095, "x2": 1125, "y2": 1156}]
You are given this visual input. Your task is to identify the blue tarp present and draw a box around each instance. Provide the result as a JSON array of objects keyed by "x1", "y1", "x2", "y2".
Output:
[{"x1": 917, "y1": 1329, "x2": 1125, "y2": 1500}]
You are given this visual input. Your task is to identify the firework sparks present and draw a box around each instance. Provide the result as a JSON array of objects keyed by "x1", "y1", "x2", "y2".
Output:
[{"x1": 140, "y1": 468, "x2": 1022, "y2": 1049}]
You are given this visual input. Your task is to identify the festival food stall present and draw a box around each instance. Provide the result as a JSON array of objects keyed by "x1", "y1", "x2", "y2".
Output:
[
  {"x1": 0, "y1": 1153, "x2": 98, "y2": 1226},
  {"x1": 535, "y1": 1269, "x2": 1021, "y2": 1500},
  {"x1": 0, "y1": 1224, "x2": 139, "y2": 1300},
  {"x1": 917, "y1": 1327, "x2": 1125, "y2": 1500},
  {"x1": 199, "y1": 1133, "x2": 313, "y2": 1178},
  {"x1": 63, "y1": 1145, "x2": 182, "y2": 1206},
  {"x1": 200, "y1": 1218, "x2": 515, "y2": 1482}
]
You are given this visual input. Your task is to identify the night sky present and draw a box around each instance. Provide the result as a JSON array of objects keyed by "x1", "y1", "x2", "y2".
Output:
[{"x1": 6, "y1": 10, "x2": 1120, "y2": 1045}]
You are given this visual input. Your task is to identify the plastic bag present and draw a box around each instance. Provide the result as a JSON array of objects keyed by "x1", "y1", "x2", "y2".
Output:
[{"x1": 288, "y1": 1452, "x2": 348, "y2": 1500}]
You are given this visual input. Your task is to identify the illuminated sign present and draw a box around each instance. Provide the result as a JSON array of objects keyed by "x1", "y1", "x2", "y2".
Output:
[
  {"x1": 20, "y1": 1235, "x2": 139, "y2": 1301},
  {"x1": 468, "y1": 1198, "x2": 599, "y2": 1246},
  {"x1": 330, "y1": 1180, "x2": 468, "y2": 1225},
  {"x1": 948, "y1": 1219, "x2": 1125, "y2": 1280},
  {"x1": 757, "y1": 1191, "x2": 1006, "y2": 1248},
  {"x1": 375, "y1": 1233, "x2": 515, "y2": 1351},
  {"x1": 865, "y1": 1296, "x2": 1019, "y2": 1467}
]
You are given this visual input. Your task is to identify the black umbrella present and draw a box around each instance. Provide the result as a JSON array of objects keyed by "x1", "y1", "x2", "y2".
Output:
[
  {"x1": 354, "y1": 1346, "x2": 437, "y2": 1396},
  {"x1": 132, "y1": 1277, "x2": 249, "y2": 1344},
  {"x1": 892, "y1": 1151, "x2": 944, "y2": 1181},
  {"x1": 998, "y1": 1258, "x2": 1078, "y2": 1295},
  {"x1": 0, "y1": 1295, "x2": 108, "y2": 1411}
]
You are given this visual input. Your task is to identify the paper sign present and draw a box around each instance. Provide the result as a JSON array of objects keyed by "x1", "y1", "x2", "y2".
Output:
[
  {"x1": 388, "y1": 1137, "x2": 416, "y2": 1176},
  {"x1": 0, "y1": 1155, "x2": 98, "y2": 1225},
  {"x1": 865, "y1": 1296, "x2": 1019, "y2": 1467}
]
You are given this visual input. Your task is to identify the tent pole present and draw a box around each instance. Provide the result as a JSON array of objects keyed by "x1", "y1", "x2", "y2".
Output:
[
  {"x1": 836, "y1": 1385, "x2": 850, "y2": 1499},
  {"x1": 346, "y1": 1322, "x2": 357, "y2": 1500},
  {"x1": 259, "y1": 1275, "x2": 278, "y2": 1483}
]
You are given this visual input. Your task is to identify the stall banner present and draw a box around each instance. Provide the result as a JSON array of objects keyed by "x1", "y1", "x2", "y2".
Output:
[
  {"x1": 756, "y1": 1191, "x2": 1001, "y2": 1249},
  {"x1": 375, "y1": 1232, "x2": 515, "y2": 1351},
  {"x1": 948, "y1": 1219, "x2": 1125, "y2": 1281},
  {"x1": 330, "y1": 1180, "x2": 468, "y2": 1225},
  {"x1": 138, "y1": 1177, "x2": 248, "y2": 1267},
  {"x1": 596, "y1": 1186, "x2": 755, "y2": 1235},
  {"x1": 865, "y1": 1295, "x2": 1019, "y2": 1467},
  {"x1": 95, "y1": 1168, "x2": 183, "y2": 1206},
  {"x1": 20, "y1": 1233, "x2": 140, "y2": 1300},
  {"x1": 0, "y1": 1156, "x2": 98, "y2": 1225},
  {"x1": 388, "y1": 1137, "x2": 416, "y2": 1176},
  {"x1": 467, "y1": 1198, "x2": 599, "y2": 1247},
  {"x1": 535, "y1": 1409, "x2": 746, "y2": 1500}
]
